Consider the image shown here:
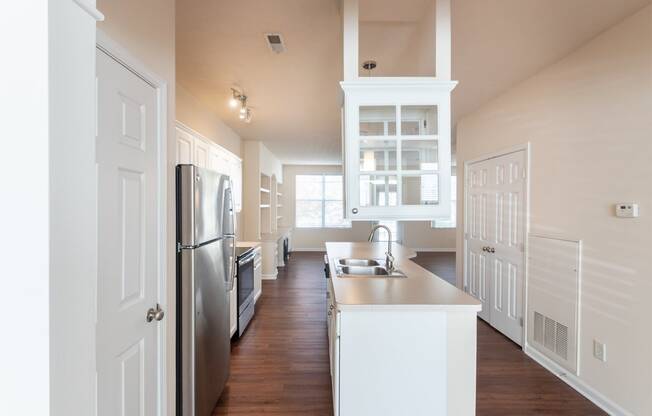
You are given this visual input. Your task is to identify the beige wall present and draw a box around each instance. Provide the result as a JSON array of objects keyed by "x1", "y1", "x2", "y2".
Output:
[
  {"x1": 176, "y1": 83, "x2": 242, "y2": 158},
  {"x1": 456, "y1": 6, "x2": 652, "y2": 415},
  {"x1": 97, "y1": 1, "x2": 177, "y2": 413},
  {"x1": 283, "y1": 165, "x2": 457, "y2": 251}
]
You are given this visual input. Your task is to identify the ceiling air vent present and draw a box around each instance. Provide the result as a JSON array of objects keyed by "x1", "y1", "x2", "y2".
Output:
[{"x1": 265, "y1": 33, "x2": 286, "y2": 54}]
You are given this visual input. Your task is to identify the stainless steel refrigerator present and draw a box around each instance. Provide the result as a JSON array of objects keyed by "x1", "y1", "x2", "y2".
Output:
[{"x1": 176, "y1": 164, "x2": 236, "y2": 416}]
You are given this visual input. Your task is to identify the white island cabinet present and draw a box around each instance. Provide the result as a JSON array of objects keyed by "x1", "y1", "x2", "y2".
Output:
[{"x1": 326, "y1": 242, "x2": 481, "y2": 416}]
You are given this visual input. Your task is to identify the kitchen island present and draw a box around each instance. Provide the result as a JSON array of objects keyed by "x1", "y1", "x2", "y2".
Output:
[{"x1": 325, "y1": 242, "x2": 481, "y2": 416}]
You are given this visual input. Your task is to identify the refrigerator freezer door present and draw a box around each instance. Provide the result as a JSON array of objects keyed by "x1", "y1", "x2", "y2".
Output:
[
  {"x1": 177, "y1": 164, "x2": 231, "y2": 246},
  {"x1": 178, "y1": 240, "x2": 230, "y2": 416}
]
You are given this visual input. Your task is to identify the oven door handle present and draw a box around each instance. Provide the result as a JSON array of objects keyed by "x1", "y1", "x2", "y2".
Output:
[{"x1": 239, "y1": 251, "x2": 256, "y2": 266}]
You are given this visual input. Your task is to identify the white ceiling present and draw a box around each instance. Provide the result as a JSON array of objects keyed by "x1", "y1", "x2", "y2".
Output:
[{"x1": 176, "y1": 0, "x2": 651, "y2": 164}]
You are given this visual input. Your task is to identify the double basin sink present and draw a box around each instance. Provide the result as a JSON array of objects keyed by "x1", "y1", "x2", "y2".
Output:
[{"x1": 335, "y1": 258, "x2": 406, "y2": 278}]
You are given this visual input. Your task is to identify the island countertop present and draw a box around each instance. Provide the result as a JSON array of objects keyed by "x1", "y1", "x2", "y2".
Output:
[{"x1": 326, "y1": 242, "x2": 482, "y2": 311}]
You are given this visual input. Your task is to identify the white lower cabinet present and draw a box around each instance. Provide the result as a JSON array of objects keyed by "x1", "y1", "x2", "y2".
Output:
[
  {"x1": 327, "y1": 286, "x2": 477, "y2": 415},
  {"x1": 229, "y1": 277, "x2": 238, "y2": 337}
]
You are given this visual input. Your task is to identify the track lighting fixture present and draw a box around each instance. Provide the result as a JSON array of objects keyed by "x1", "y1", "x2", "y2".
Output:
[{"x1": 229, "y1": 87, "x2": 253, "y2": 123}]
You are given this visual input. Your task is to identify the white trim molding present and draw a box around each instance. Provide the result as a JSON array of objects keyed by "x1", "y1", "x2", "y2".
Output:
[
  {"x1": 73, "y1": 0, "x2": 105, "y2": 21},
  {"x1": 524, "y1": 346, "x2": 633, "y2": 416},
  {"x1": 262, "y1": 272, "x2": 278, "y2": 280}
]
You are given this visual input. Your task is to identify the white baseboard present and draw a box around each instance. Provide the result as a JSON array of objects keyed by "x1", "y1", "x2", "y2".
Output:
[
  {"x1": 261, "y1": 272, "x2": 277, "y2": 280},
  {"x1": 413, "y1": 248, "x2": 456, "y2": 253},
  {"x1": 291, "y1": 248, "x2": 326, "y2": 252},
  {"x1": 254, "y1": 289, "x2": 262, "y2": 303},
  {"x1": 524, "y1": 345, "x2": 632, "y2": 416}
]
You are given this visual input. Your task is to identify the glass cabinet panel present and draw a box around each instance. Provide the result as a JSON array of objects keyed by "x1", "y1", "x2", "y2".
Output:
[
  {"x1": 402, "y1": 174, "x2": 439, "y2": 205},
  {"x1": 360, "y1": 175, "x2": 398, "y2": 207},
  {"x1": 359, "y1": 139, "x2": 397, "y2": 172},
  {"x1": 401, "y1": 140, "x2": 438, "y2": 171},
  {"x1": 360, "y1": 106, "x2": 396, "y2": 136},
  {"x1": 401, "y1": 105, "x2": 438, "y2": 136}
]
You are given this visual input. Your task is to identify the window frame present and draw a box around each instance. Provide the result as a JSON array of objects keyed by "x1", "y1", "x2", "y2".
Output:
[{"x1": 295, "y1": 174, "x2": 352, "y2": 229}]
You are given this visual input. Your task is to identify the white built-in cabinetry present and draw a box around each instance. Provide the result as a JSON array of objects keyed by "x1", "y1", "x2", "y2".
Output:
[
  {"x1": 229, "y1": 277, "x2": 238, "y2": 337},
  {"x1": 340, "y1": 0, "x2": 456, "y2": 222},
  {"x1": 242, "y1": 141, "x2": 289, "y2": 280},
  {"x1": 175, "y1": 122, "x2": 242, "y2": 212}
]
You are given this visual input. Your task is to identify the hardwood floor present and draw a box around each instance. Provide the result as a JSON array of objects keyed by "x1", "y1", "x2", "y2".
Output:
[
  {"x1": 214, "y1": 251, "x2": 605, "y2": 415},
  {"x1": 214, "y1": 252, "x2": 332, "y2": 415}
]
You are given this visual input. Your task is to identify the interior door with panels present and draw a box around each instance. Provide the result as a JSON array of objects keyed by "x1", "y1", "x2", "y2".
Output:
[
  {"x1": 465, "y1": 160, "x2": 493, "y2": 322},
  {"x1": 489, "y1": 151, "x2": 526, "y2": 345},
  {"x1": 96, "y1": 48, "x2": 162, "y2": 416},
  {"x1": 465, "y1": 149, "x2": 526, "y2": 345}
]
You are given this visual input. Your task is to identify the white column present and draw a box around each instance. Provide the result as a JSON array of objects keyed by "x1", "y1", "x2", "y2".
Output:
[
  {"x1": 342, "y1": 0, "x2": 359, "y2": 81},
  {"x1": 436, "y1": 0, "x2": 452, "y2": 80}
]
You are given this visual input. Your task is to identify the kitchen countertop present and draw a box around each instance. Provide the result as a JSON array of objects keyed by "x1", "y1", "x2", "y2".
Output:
[
  {"x1": 236, "y1": 241, "x2": 261, "y2": 249},
  {"x1": 326, "y1": 242, "x2": 482, "y2": 311}
]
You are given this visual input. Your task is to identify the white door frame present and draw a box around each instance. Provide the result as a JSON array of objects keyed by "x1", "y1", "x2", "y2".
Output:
[
  {"x1": 463, "y1": 143, "x2": 530, "y2": 348},
  {"x1": 96, "y1": 30, "x2": 169, "y2": 416}
]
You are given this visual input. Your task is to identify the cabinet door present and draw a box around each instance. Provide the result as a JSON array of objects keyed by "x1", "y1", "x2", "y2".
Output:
[
  {"x1": 229, "y1": 277, "x2": 238, "y2": 337},
  {"x1": 194, "y1": 138, "x2": 209, "y2": 168},
  {"x1": 176, "y1": 129, "x2": 193, "y2": 164},
  {"x1": 231, "y1": 158, "x2": 243, "y2": 212},
  {"x1": 330, "y1": 309, "x2": 340, "y2": 415}
]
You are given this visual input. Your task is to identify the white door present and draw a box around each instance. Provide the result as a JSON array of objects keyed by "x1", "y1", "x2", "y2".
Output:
[
  {"x1": 465, "y1": 162, "x2": 492, "y2": 323},
  {"x1": 96, "y1": 48, "x2": 163, "y2": 416},
  {"x1": 465, "y1": 150, "x2": 526, "y2": 345}
]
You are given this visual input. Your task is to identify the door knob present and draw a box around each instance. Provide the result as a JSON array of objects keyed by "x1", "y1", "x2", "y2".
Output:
[
  {"x1": 146, "y1": 304, "x2": 165, "y2": 322},
  {"x1": 482, "y1": 246, "x2": 488, "y2": 252}
]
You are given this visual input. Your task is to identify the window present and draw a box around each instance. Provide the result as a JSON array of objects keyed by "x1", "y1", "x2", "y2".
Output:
[
  {"x1": 433, "y1": 166, "x2": 456, "y2": 228},
  {"x1": 296, "y1": 175, "x2": 351, "y2": 228},
  {"x1": 371, "y1": 220, "x2": 400, "y2": 242}
]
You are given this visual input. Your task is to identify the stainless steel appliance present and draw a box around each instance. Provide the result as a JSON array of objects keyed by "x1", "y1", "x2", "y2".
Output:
[
  {"x1": 176, "y1": 165, "x2": 236, "y2": 416},
  {"x1": 235, "y1": 247, "x2": 255, "y2": 336}
]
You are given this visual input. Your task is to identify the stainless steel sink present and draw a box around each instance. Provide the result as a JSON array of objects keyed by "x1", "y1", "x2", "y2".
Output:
[
  {"x1": 339, "y1": 265, "x2": 389, "y2": 275},
  {"x1": 338, "y1": 258, "x2": 381, "y2": 267},
  {"x1": 335, "y1": 260, "x2": 407, "y2": 278}
]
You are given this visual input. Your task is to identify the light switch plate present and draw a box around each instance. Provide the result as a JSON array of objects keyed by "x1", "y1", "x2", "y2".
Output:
[{"x1": 616, "y1": 203, "x2": 639, "y2": 218}]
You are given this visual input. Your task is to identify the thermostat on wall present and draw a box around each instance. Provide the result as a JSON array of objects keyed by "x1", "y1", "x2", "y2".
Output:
[{"x1": 616, "y1": 203, "x2": 639, "y2": 218}]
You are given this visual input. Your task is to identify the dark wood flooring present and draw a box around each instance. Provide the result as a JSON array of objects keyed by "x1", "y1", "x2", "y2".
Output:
[{"x1": 214, "y1": 251, "x2": 605, "y2": 415}]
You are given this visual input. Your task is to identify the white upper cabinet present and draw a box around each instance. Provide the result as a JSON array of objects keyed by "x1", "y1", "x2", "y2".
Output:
[
  {"x1": 340, "y1": 0, "x2": 456, "y2": 221},
  {"x1": 175, "y1": 123, "x2": 243, "y2": 212},
  {"x1": 193, "y1": 137, "x2": 210, "y2": 169},
  {"x1": 176, "y1": 129, "x2": 194, "y2": 165}
]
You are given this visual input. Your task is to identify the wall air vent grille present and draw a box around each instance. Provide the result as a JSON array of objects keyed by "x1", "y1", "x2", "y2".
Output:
[
  {"x1": 533, "y1": 311, "x2": 569, "y2": 361},
  {"x1": 265, "y1": 33, "x2": 286, "y2": 54}
]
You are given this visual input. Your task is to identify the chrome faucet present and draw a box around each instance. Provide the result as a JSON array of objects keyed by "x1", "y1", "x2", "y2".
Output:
[{"x1": 367, "y1": 224, "x2": 395, "y2": 272}]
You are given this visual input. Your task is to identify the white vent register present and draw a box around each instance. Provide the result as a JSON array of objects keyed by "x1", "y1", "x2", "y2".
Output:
[{"x1": 527, "y1": 235, "x2": 581, "y2": 374}]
